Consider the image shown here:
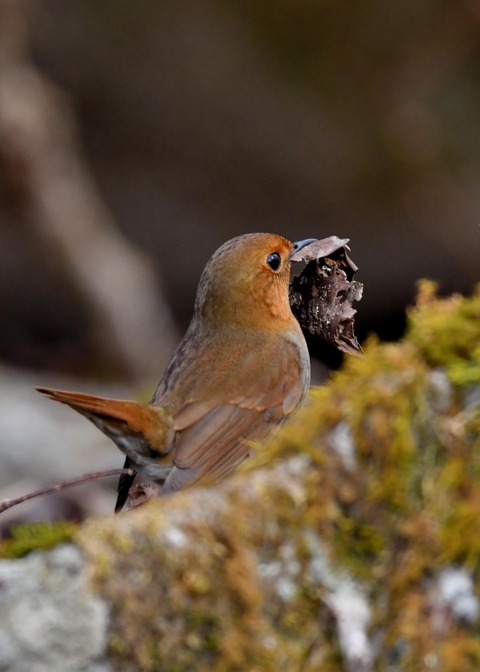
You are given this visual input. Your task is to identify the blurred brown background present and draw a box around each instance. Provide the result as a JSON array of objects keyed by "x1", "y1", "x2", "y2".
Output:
[{"x1": 0, "y1": 0, "x2": 479, "y2": 520}]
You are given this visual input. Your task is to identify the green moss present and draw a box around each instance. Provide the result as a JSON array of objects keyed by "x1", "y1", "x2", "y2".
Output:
[
  {"x1": 274, "y1": 284, "x2": 480, "y2": 668},
  {"x1": 0, "y1": 521, "x2": 77, "y2": 558},
  {"x1": 408, "y1": 280, "x2": 480, "y2": 385},
  {"x1": 76, "y1": 284, "x2": 480, "y2": 671}
]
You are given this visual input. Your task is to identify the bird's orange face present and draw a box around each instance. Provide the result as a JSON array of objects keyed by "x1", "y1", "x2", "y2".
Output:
[{"x1": 195, "y1": 233, "x2": 295, "y2": 328}]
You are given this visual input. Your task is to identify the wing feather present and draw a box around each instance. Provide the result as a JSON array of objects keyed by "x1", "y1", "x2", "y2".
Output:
[
  {"x1": 163, "y1": 404, "x2": 273, "y2": 493},
  {"x1": 161, "y1": 332, "x2": 309, "y2": 494}
]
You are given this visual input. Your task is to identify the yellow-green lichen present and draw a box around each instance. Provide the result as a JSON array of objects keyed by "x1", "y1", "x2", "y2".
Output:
[
  {"x1": 76, "y1": 283, "x2": 480, "y2": 671},
  {"x1": 0, "y1": 521, "x2": 77, "y2": 558},
  {"x1": 409, "y1": 280, "x2": 480, "y2": 385}
]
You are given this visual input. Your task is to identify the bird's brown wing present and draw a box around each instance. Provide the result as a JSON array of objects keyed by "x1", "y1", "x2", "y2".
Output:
[
  {"x1": 162, "y1": 338, "x2": 308, "y2": 493},
  {"x1": 162, "y1": 404, "x2": 272, "y2": 493}
]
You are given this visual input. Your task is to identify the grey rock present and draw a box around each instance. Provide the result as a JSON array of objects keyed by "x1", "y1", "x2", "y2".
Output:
[{"x1": 0, "y1": 545, "x2": 110, "y2": 672}]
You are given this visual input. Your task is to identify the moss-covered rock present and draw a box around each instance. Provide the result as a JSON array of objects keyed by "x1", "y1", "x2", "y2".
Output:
[
  {"x1": 1, "y1": 285, "x2": 478, "y2": 669},
  {"x1": 71, "y1": 283, "x2": 480, "y2": 671},
  {"x1": 0, "y1": 521, "x2": 77, "y2": 559}
]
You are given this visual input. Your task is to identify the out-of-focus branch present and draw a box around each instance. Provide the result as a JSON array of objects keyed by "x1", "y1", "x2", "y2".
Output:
[
  {"x1": 0, "y1": 468, "x2": 135, "y2": 514},
  {"x1": 0, "y1": 0, "x2": 178, "y2": 380}
]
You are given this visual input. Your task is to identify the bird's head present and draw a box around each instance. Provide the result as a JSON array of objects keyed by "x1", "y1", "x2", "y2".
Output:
[{"x1": 195, "y1": 233, "x2": 300, "y2": 329}]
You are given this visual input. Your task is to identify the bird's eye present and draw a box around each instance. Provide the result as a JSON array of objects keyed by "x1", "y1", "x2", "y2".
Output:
[{"x1": 266, "y1": 252, "x2": 281, "y2": 271}]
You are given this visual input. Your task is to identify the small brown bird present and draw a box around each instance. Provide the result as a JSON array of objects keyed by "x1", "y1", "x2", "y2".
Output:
[{"x1": 37, "y1": 233, "x2": 313, "y2": 511}]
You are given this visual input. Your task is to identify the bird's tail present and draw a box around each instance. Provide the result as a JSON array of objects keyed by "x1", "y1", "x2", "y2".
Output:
[
  {"x1": 35, "y1": 386, "x2": 175, "y2": 471},
  {"x1": 36, "y1": 387, "x2": 172, "y2": 444}
]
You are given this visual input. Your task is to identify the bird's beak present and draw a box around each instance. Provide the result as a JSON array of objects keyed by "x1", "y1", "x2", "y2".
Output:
[{"x1": 289, "y1": 238, "x2": 317, "y2": 259}]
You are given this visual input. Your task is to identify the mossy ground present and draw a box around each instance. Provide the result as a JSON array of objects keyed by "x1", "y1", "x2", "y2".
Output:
[
  {"x1": 76, "y1": 283, "x2": 480, "y2": 671},
  {"x1": 250, "y1": 282, "x2": 480, "y2": 669},
  {"x1": 0, "y1": 521, "x2": 77, "y2": 558},
  {"x1": 5, "y1": 282, "x2": 480, "y2": 671}
]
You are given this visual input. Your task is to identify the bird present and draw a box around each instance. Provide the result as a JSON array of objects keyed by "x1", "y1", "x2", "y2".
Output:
[{"x1": 37, "y1": 233, "x2": 314, "y2": 511}]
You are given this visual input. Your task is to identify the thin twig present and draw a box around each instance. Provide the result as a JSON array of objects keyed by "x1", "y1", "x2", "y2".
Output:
[{"x1": 0, "y1": 468, "x2": 135, "y2": 514}]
